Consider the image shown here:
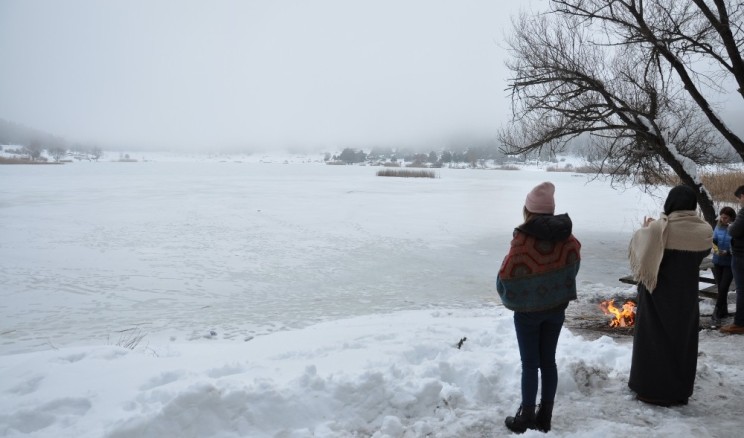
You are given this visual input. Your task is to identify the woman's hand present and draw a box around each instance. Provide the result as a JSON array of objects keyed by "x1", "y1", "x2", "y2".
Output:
[{"x1": 643, "y1": 216, "x2": 655, "y2": 227}]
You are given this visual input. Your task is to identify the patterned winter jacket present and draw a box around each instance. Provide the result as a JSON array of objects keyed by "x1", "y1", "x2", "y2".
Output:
[{"x1": 497, "y1": 213, "x2": 581, "y2": 312}]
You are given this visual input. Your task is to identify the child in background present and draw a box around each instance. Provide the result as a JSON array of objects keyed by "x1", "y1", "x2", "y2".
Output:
[{"x1": 712, "y1": 206, "x2": 736, "y2": 326}]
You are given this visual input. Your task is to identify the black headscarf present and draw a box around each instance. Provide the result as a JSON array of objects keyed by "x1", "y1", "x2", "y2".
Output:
[{"x1": 663, "y1": 185, "x2": 698, "y2": 215}]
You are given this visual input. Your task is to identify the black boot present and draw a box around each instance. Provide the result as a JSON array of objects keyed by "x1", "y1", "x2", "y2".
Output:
[
  {"x1": 535, "y1": 400, "x2": 554, "y2": 432},
  {"x1": 505, "y1": 405, "x2": 536, "y2": 434}
]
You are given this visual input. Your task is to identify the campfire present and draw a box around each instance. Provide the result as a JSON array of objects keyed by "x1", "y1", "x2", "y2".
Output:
[{"x1": 599, "y1": 299, "x2": 636, "y2": 327}]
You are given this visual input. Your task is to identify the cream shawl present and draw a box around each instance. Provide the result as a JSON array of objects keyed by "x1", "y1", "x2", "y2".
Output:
[{"x1": 628, "y1": 210, "x2": 712, "y2": 292}]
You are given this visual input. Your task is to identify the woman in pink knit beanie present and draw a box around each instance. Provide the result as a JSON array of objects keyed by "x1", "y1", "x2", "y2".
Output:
[
  {"x1": 525, "y1": 182, "x2": 556, "y2": 215},
  {"x1": 498, "y1": 181, "x2": 581, "y2": 433}
]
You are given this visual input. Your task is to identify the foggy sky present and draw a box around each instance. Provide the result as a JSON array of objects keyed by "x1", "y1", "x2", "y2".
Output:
[{"x1": 0, "y1": 0, "x2": 543, "y2": 152}]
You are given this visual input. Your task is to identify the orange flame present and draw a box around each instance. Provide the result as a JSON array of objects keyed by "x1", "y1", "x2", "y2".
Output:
[{"x1": 599, "y1": 299, "x2": 636, "y2": 327}]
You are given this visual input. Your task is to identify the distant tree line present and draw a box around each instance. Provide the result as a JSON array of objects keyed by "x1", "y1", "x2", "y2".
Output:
[
  {"x1": 0, "y1": 118, "x2": 103, "y2": 162},
  {"x1": 327, "y1": 142, "x2": 550, "y2": 166},
  {"x1": 0, "y1": 118, "x2": 66, "y2": 150}
]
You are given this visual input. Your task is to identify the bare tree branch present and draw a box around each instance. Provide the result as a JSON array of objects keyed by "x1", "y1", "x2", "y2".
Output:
[
  {"x1": 547, "y1": 0, "x2": 744, "y2": 159},
  {"x1": 500, "y1": 7, "x2": 733, "y2": 224}
]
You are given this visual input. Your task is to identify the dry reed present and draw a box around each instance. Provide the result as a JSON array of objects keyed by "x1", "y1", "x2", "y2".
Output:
[
  {"x1": 661, "y1": 169, "x2": 744, "y2": 205},
  {"x1": 376, "y1": 169, "x2": 436, "y2": 178}
]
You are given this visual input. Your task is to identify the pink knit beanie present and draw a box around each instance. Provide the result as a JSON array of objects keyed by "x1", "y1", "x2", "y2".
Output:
[{"x1": 525, "y1": 182, "x2": 555, "y2": 214}]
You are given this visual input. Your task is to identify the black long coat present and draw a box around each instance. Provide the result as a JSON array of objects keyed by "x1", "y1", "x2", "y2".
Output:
[{"x1": 628, "y1": 248, "x2": 710, "y2": 402}]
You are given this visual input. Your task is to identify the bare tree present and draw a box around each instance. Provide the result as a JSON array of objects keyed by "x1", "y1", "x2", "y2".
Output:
[
  {"x1": 500, "y1": 3, "x2": 742, "y2": 225},
  {"x1": 549, "y1": 0, "x2": 744, "y2": 159},
  {"x1": 24, "y1": 140, "x2": 43, "y2": 161},
  {"x1": 89, "y1": 146, "x2": 103, "y2": 161},
  {"x1": 48, "y1": 146, "x2": 67, "y2": 162}
]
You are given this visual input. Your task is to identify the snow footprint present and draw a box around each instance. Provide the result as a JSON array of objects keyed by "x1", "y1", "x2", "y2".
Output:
[
  {"x1": 7, "y1": 375, "x2": 44, "y2": 395},
  {"x1": 207, "y1": 363, "x2": 247, "y2": 378},
  {"x1": 0, "y1": 397, "x2": 91, "y2": 434},
  {"x1": 139, "y1": 370, "x2": 186, "y2": 391},
  {"x1": 54, "y1": 352, "x2": 86, "y2": 363}
]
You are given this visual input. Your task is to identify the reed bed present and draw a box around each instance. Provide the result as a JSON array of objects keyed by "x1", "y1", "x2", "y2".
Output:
[{"x1": 376, "y1": 169, "x2": 436, "y2": 178}]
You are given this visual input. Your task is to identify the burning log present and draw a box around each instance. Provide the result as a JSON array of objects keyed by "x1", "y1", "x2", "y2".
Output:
[{"x1": 599, "y1": 299, "x2": 636, "y2": 327}]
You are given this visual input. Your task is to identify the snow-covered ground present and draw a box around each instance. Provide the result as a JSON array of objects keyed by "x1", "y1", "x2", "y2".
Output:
[{"x1": 1, "y1": 157, "x2": 742, "y2": 437}]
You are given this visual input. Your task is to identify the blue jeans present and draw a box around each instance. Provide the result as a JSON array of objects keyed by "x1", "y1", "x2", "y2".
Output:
[
  {"x1": 731, "y1": 255, "x2": 744, "y2": 326},
  {"x1": 514, "y1": 308, "x2": 565, "y2": 406}
]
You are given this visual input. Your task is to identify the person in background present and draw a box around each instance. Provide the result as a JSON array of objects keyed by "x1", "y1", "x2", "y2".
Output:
[
  {"x1": 712, "y1": 206, "x2": 736, "y2": 326},
  {"x1": 721, "y1": 185, "x2": 744, "y2": 334},
  {"x1": 497, "y1": 182, "x2": 581, "y2": 434},
  {"x1": 628, "y1": 185, "x2": 712, "y2": 406}
]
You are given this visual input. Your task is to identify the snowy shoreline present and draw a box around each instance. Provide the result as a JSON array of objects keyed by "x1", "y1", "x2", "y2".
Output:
[{"x1": 2, "y1": 308, "x2": 743, "y2": 437}]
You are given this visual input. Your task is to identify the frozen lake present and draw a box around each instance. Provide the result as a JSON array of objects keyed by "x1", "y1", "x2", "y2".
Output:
[{"x1": 0, "y1": 160, "x2": 659, "y2": 354}]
